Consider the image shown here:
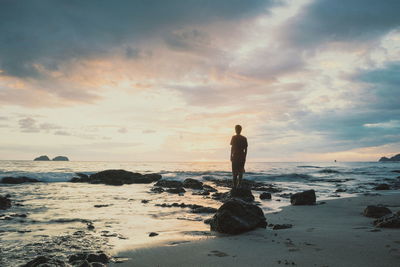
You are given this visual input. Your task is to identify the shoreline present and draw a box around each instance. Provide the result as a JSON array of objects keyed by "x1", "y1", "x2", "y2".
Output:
[{"x1": 110, "y1": 191, "x2": 400, "y2": 267}]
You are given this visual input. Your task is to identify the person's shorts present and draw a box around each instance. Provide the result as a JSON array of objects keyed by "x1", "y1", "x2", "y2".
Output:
[{"x1": 232, "y1": 161, "x2": 245, "y2": 174}]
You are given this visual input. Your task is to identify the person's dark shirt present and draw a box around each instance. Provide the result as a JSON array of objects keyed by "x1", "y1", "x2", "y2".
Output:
[{"x1": 230, "y1": 135, "x2": 248, "y2": 162}]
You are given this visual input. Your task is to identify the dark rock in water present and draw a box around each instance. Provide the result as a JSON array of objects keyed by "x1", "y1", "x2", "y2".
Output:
[
  {"x1": 256, "y1": 186, "x2": 282, "y2": 193},
  {"x1": 230, "y1": 187, "x2": 255, "y2": 202},
  {"x1": 374, "y1": 214, "x2": 400, "y2": 228},
  {"x1": 290, "y1": 190, "x2": 316, "y2": 205},
  {"x1": 94, "y1": 204, "x2": 111, "y2": 208},
  {"x1": 149, "y1": 232, "x2": 159, "y2": 237},
  {"x1": 335, "y1": 188, "x2": 346, "y2": 192},
  {"x1": 391, "y1": 170, "x2": 400, "y2": 173},
  {"x1": 211, "y1": 192, "x2": 230, "y2": 201},
  {"x1": 1, "y1": 176, "x2": 40, "y2": 184},
  {"x1": 154, "y1": 179, "x2": 183, "y2": 188},
  {"x1": 374, "y1": 183, "x2": 390, "y2": 190},
  {"x1": 260, "y1": 192, "x2": 272, "y2": 200},
  {"x1": 52, "y1": 156, "x2": 69, "y2": 161},
  {"x1": 22, "y1": 255, "x2": 67, "y2": 267},
  {"x1": 0, "y1": 195, "x2": 11, "y2": 210},
  {"x1": 91, "y1": 263, "x2": 106, "y2": 267},
  {"x1": 204, "y1": 218, "x2": 213, "y2": 224},
  {"x1": 34, "y1": 155, "x2": 50, "y2": 161},
  {"x1": 87, "y1": 253, "x2": 109, "y2": 263},
  {"x1": 272, "y1": 224, "x2": 293, "y2": 230},
  {"x1": 183, "y1": 178, "x2": 203, "y2": 189},
  {"x1": 150, "y1": 187, "x2": 165, "y2": 193},
  {"x1": 192, "y1": 190, "x2": 210, "y2": 196},
  {"x1": 75, "y1": 260, "x2": 91, "y2": 267},
  {"x1": 210, "y1": 198, "x2": 267, "y2": 234},
  {"x1": 191, "y1": 206, "x2": 217, "y2": 214},
  {"x1": 364, "y1": 205, "x2": 392, "y2": 218},
  {"x1": 279, "y1": 193, "x2": 292, "y2": 198},
  {"x1": 76, "y1": 173, "x2": 89, "y2": 179},
  {"x1": 141, "y1": 199, "x2": 150, "y2": 203},
  {"x1": 166, "y1": 187, "x2": 186, "y2": 194},
  {"x1": 81, "y1": 169, "x2": 162, "y2": 185},
  {"x1": 69, "y1": 253, "x2": 87, "y2": 263},
  {"x1": 379, "y1": 154, "x2": 400, "y2": 162},
  {"x1": 203, "y1": 184, "x2": 217, "y2": 192}
]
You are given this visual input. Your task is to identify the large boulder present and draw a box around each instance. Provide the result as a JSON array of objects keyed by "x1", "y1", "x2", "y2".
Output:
[
  {"x1": 0, "y1": 195, "x2": 11, "y2": 210},
  {"x1": 210, "y1": 198, "x2": 267, "y2": 234},
  {"x1": 364, "y1": 205, "x2": 392, "y2": 218},
  {"x1": 183, "y1": 178, "x2": 203, "y2": 189},
  {"x1": 34, "y1": 155, "x2": 50, "y2": 161},
  {"x1": 87, "y1": 169, "x2": 162, "y2": 185},
  {"x1": 52, "y1": 156, "x2": 69, "y2": 161},
  {"x1": 1, "y1": 176, "x2": 40, "y2": 184},
  {"x1": 374, "y1": 214, "x2": 400, "y2": 228},
  {"x1": 154, "y1": 179, "x2": 183, "y2": 188},
  {"x1": 290, "y1": 190, "x2": 316, "y2": 205}
]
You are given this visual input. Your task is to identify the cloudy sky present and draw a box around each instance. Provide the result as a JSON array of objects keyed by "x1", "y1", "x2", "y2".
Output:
[{"x1": 1, "y1": 0, "x2": 399, "y2": 162}]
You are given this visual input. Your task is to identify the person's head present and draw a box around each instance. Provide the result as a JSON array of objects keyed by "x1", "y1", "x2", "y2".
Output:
[{"x1": 235, "y1": 125, "x2": 242, "y2": 134}]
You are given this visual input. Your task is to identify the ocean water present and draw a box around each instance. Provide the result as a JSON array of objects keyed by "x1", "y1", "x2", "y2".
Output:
[{"x1": 1, "y1": 160, "x2": 399, "y2": 266}]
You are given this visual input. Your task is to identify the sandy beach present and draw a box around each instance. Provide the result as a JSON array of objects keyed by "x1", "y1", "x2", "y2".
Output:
[{"x1": 111, "y1": 192, "x2": 400, "y2": 267}]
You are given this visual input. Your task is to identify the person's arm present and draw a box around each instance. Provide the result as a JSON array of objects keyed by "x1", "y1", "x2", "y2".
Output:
[{"x1": 244, "y1": 138, "x2": 248, "y2": 162}]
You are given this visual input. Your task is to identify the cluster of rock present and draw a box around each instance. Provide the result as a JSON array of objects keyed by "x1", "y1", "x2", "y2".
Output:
[
  {"x1": 70, "y1": 169, "x2": 162, "y2": 185},
  {"x1": 21, "y1": 252, "x2": 109, "y2": 267},
  {"x1": 363, "y1": 205, "x2": 400, "y2": 228},
  {"x1": 379, "y1": 153, "x2": 400, "y2": 162},
  {"x1": 1, "y1": 176, "x2": 40, "y2": 184},
  {"x1": 151, "y1": 178, "x2": 217, "y2": 195},
  {"x1": 34, "y1": 155, "x2": 70, "y2": 161}
]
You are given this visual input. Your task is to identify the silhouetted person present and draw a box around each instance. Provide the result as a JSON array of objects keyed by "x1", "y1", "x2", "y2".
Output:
[{"x1": 230, "y1": 125, "x2": 248, "y2": 189}]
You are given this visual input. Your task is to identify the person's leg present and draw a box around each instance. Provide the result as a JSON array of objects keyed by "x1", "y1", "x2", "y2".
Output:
[
  {"x1": 232, "y1": 172, "x2": 238, "y2": 189},
  {"x1": 238, "y1": 172, "x2": 243, "y2": 188}
]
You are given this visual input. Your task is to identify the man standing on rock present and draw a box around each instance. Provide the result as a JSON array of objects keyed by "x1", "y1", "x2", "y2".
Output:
[{"x1": 230, "y1": 125, "x2": 248, "y2": 189}]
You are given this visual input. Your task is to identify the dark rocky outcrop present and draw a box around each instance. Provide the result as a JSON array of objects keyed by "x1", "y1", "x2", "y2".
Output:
[
  {"x1": 52, "y1": 156, "x2": 69, "y2": 161},
  {"x1": 150, "y1": 187, "x2": 164, "y2": 193},
  {"x1": 22, "y1": 255, "x2": 67, "y2": 267},
  {"x1": 191, "y1": 206, "x2": 217, "y2": 214},
  {"x1": 155, "y1": 202, "x2": 216, "y2": 214},
  {"x1": 34, "y1": 155, "x2": 50, "y2": 161},
  {"x1": 379, "y1": 154, "x2": 400, "y2": 162},
  {"x1": 183, "y1": 178, "x2": 203, "y2": 189},
  {"x1": 1, "y1": 176, "x2": 40, "y2": 184},
  {"x1": 290, "y1": 190, "x2": 316, "y2": 205},
  {"x1": 210, "y1": 198, "x2": 267, "y2": 234},
  {"x1": 363, "y1": 205, "x2": 392, "y2": 218},
  {"x1": 0, "y1": 195, "x2": 11, "y2": 210},
  {"x1": 70, "y1": 169, "x2": 162, "y2": 185},
  {"x1": 154, "y1": 179, "x2": 183, "y2": 188},
  {"x1": 149, "y1": 232, "x2": 159, "y2": 237},
  {"x1": 202, "y1": 184, "x2": 217, "y2": 192},
  {"x1": 203, "y1": 176, "x2": 282, "y2": 192},
  {"x1": 374, "y1": 214, "x2": 400, "y2": 228},
  {"x1": 260, "y1": 192, "x2": 272, "y2": 200},
  {"x1": 374, "y1": 183, "x2": 390, "y2": 190}
]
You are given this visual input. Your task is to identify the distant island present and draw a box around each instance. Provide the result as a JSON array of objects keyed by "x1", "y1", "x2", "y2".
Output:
[
  {"x1": 379, "y1": 154, "x2": 400, "y2": 162},
  {"x1": 34, "y1": 155, "x2": 69, "y2": 161}
]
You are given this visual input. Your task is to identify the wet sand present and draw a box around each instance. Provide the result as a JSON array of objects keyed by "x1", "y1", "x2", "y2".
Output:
[{"x1": 111, "y1": 192, "x2": 400, "y2": 267}]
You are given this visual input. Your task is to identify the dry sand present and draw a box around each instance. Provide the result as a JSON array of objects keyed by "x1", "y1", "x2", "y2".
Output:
[{"x1": 110, "y1": 192, "x2": 400, "y2": 267}]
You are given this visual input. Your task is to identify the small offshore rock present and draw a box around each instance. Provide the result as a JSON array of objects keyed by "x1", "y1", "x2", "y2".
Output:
[
  {"x1": 141, "y1": 199, "x2": 150, "y2": 203},
  {"x1": 374, "y1": 214, "x2": 400, "y2": 228},
  {"x1": 86, "y1": 253, "x2": 109, "y2": 263},
  {"x1": 149, "y1": 232, "x2": 159, "y2": 237},
  {"x1": 154, "y1": 179, "x2": 183, "y2": 188},
  {"x1": 260, "y1": 192, "x2": 272, "y2": 200},
  {"x1": 191, "y1": 206, "x2": 217, "y2": 214},
  {"x1": 166, "y1": 187, "x2": 186, "y2": 194},
  {"x1": 2, "y1": 176, "x2": 40, "y2": 184},
  {"x1": 364, "y1": 205, "x2": 392, "y2": 218},
  {"x1": 183, "y1": 178, "x2": 203, "y2": 189},
  {"x1": 272, "y1": 224, "x2": 293, "y2": 230},
  {"x1": 335, "y1": 188, "x2": 346, "y2": 192},
  {"x1": 34, "y1": 155, "x2": 50, "y2": 161},
  {"x1": 0, "y1": 195, "x2": 12, "y2": 210},
  {"x1": 52, "y1": 156, "x2": 69, "y2": 161},
  {"x1": 150, "y1": 187, "x2": 165, "y2": 193},
  {"x1": 374, "y1": 184, "x2": 390, "y2": 190},
  {"x1": 290, "y1": 190, "x2": 316, "y2": 205}
]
